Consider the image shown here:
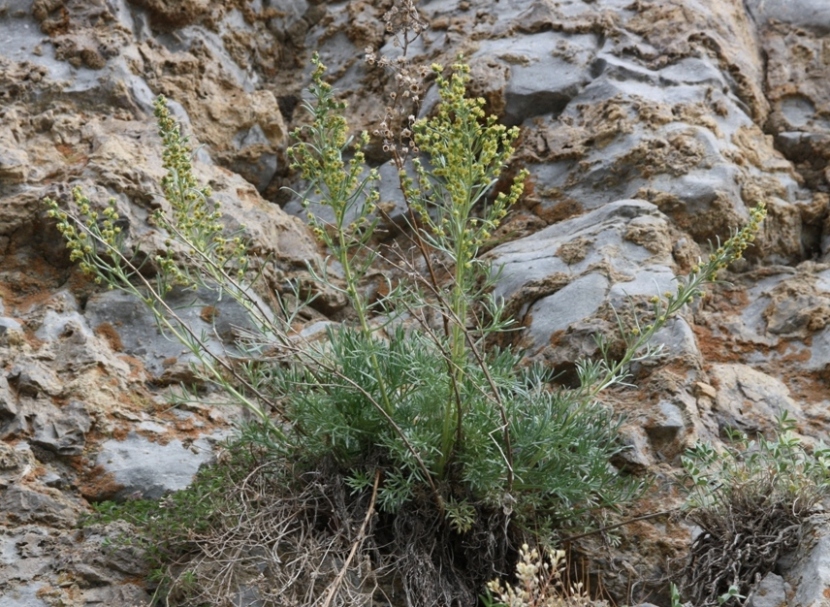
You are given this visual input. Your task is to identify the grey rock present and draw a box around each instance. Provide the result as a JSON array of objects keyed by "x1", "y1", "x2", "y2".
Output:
[
  {"x1": 40, "y1": 470, "x2": 64, "y2": 488},
  {"x1": 592, "y1": 52, "x2": 661, "y2": 86},
  {"x1": 525, "y1": 272, "x2": 609, "y2": 349},
  {"x1": 94, "y1": 431, "x2": 222, "y2": 500},
  {"x1": 521, "y1": 43, "x2": 804, "y2": 250},
  {"x1": 21, "y1": 293, "x2": 114, "y2": 376},
  {"x1": 83, "y1": 286, "x2": 260, "y2": 379},
  {"x1": 126, "y1": 71, "x2": 157, "y2": 115},
  {"x1": 6, "y1": 360, "x2": 63, "y2": 398},
  {"x1": 0, "y1": 147, "x2": 28, "y2": 184},
  {"x1": 649, "y1": 317, "x2": 702, "y2": 365},
  {"x1": 285, "y1": 160, "x2": 412, "y2": 229},
  {"x1": 80, "y1": 584, "x2": 151, "y2": 605},
  {"x1": 804, "y1": 329, "x2": 830, "y2": 373},
  {"x1": 746, "y1": 572, "x2": 789, "y2": 607},
  {"x1": 33, "y1": 520, "x2": 153, "y2": 603},
  {"x1": 71, "y1": 562, "x2": 120, "y2": 585},
  {"x1": 230, "y1": 124, "x2": 278, "y2": 192},
  {"x1": 708, "y1": 364, "x2": 801, "y2": 435},
  {"x1": 0, "y1": 442, "x2": 35, "y2": 488},
  {"x1": 0, "y1": 9, "x2": 54, "y2": 68},
  {"x1": 0, "y1": 0, "x2": 34, "y2": 16},
  {"x1": 0, "y1": 527, "x2": 56, "y2": 589},
  {"x1": 106, "y1": 0, "x2": 137, "y2": 37},
  {"x1": 73, "y1": 521, "x2": 150, "y2": 577},
  {"x1": 645, "y1": 401, "x2": 688, "y2": 455},
  {"x1": 734, "y1": 272, "x2": 798, "y2": 365},
  {"x1": 315, "y1": 30, "x2": 359, "y2": 81},
  {"x1": 0, "y1": 582, "x2": 49, "y2": 607},
  {"x1": 736, "y1": 269, "x2": 830, "y2": 372},
  {"x1": 161, "y1": 25, "x2": 259, "y2": 91},
  {"x1": 472, "y1": 32, "x2": 599, "y2": 125},
  {"x1": 295, "y1": 320, "x2": 337, "y2": 345},
  {"x1": 491, "y1": 200, "x2": 670, "y2": 300},
  {"x1": 747, "y1": 0, "x2": 830, "y2": 34},
  {"x1": 779, "y1": 515, "x2": 830, "y2": 607},
  {"x1": 0, "y1": 485, "x2": 80, "y2": 528},
  {"x1": 814, "y1": 268, "x2": 830, "y2": 292},
  {"x1": 136, "y1": 420, "x2": 168, "y2": 435},
  {"x1": 31, "y1": 400, "x2": 92, "y2": 456},
  {"x1": 614, "y1": 425, "x2": 653, "y2": 471},
  {"x1": 658, "y1": 57, "x2": 729, "y2": 87},
  {"x1": 376, "y1": 160, "x2": 416, "y2": 227},
  {"x1": 779, "y1": 96, "x2": 816, "y2": 130},
  {"x1": 265, "y1": 0, "x2": 308, "y2": 22},
  {"x1": 0, "y1": 374, "x2": 17, "y2": 420},
  {"x1": 59, "y1": 58, "x2": 146, "y2": 114},
  {"x1": 608, "y1": 265, "x2": 677, "y2": 306},
  {"x1": 775, "y1": 131, "x2": 825, "y2": 158},
  {"x1": 34, "y1": 309, "x2": 93, "y2": 343},
  {"x1": 648, "y1": 162, "x2": 744, "y2": 225},
  {"x1": 490, "y1": 200, "x2": 681, "y2": 350}
]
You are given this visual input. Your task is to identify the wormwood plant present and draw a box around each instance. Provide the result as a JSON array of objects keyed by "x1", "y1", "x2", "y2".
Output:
[
  {"x1": 285, "y1": 56, "x2": 539, "y2": 516},
  {"x1": 677, "y1": 412, "x2": 830, "y2": 607},
  {"x1": 48, "y1": 53, "x2": 767, "y2": 606}
]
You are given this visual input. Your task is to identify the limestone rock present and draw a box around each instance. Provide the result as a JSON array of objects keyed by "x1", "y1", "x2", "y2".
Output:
[
  {"x1": 0, "y1": 442, "x2": 35, "y2": 489},
  {"x1": 0, "y1": 376, "x2": 16, "y2": 424},
  {"x1": 779, "y1": 515, "x2": 830, "y2": 607},
  {"x1": 0, "y1": 583, "x2": 50, "y2": 607},
  {"x1": 90, "y1": 429, "x2": 224, "y2": 501},
  {"x1": 747, "y1": 0, "x2": 830, "y2": 34},
  {"x1": 6, "y1": 360, "x2": 63, "y2": 399},
  {"x1": 31, "y1": 400, "x2": 92, "y2": 457},
  {"x1": 707, "y1": 363, "x2": 801, "y2": 435},
  {"x1": 746, "y1": 572, "x2": 791, "y2": 607},
  {"x1": 83, "y1": 285, "x2": 267, "y2": 380},
  {"x1": 489, "y1": 200, "x2": 681, "y2": 355},
  {"x1": 0, "y1": 485, "x2": 82, "y2": 528},
  {"x1": 470, "y1": 32, "x2": 598, "y2": 126}
]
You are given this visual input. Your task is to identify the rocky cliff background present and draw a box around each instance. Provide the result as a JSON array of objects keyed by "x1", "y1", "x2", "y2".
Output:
[{"x1": 3, "y1": 0, "x2": 830, "y2": 605}]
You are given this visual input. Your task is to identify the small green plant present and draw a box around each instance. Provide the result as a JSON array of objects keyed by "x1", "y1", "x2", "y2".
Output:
[
  {"x1": 47, "y1": 52, "x2": 767, "y2": 607},
  {"x1": 718, "y1": 585, "x2": 745, "y2": 606},
  {"x1": 678, "y1": 412, "x2": 830, "y2": 607},
  {"x1": 670, "y1": 582, "x2": 685, "y2": 607}
]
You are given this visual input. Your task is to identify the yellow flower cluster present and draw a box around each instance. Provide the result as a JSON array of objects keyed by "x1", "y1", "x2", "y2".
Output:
[
  {"x1": 287, "y1": 53, "x2": 381, "y2": 246},
  {"x1": 45, "y1": 189, "x2": 125, "y2": 284},
  {"x1": 408, "y1": 61, "x2": 526, "y2": 253},
  {"x1": 152, "y1": 95, "x2": 250, "y2": 284},
  {"x1": 622, "y1": 201, "x2": 767, "y2": 358},
  {"x1": 45, "y1": 96, "x2": 252, "y2": 293}
]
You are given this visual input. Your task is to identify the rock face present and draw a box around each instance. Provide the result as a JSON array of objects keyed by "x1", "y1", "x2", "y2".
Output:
[{"x1": 3, "y1": 0, "x2": 830, "y2": 604}]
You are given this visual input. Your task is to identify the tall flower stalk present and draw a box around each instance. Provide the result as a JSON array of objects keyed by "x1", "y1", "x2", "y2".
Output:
[{"x1": 402, "y1": 62, "x2": 529, "y2": 472}]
